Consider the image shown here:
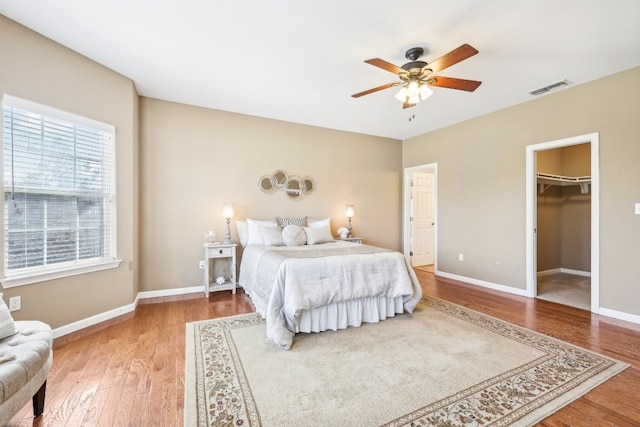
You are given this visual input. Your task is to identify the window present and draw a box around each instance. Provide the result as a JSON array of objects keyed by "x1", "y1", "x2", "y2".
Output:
[{"x1": 2, "y1": 96, "x2": 119, "y2": 287}]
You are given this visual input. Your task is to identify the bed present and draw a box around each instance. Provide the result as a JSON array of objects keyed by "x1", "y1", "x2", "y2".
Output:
[{"x1": 237, "y1": 217, "x2": 423, "y2": 349}]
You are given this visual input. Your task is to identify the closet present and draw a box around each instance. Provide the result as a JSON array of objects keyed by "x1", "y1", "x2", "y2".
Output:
[{"x1": 535, "y1": 143, "x2": 591, "y2": 309}]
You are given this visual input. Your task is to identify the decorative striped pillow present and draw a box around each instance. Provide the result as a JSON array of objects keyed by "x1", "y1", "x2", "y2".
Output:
[
  {"x1": 275, "y1": 216, "x2": 308, "y2": 227},
  {"x1": 0, "y1": 294, "x2": 16, "y2": 340}
]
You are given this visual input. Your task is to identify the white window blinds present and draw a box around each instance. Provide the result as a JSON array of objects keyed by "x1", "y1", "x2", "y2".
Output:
[{"x1": 2, "y1": 96, "x2": 116, "y2": 281}]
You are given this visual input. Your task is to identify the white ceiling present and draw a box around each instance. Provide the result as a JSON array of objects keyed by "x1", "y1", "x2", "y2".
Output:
[{"x1": 2, "y1": 1, "x2": 640, "y2": 140}]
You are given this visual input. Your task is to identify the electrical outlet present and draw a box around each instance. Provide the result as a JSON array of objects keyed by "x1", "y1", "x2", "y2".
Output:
[
  {"x1": 635, "y1": 203, "x2": 640, "y2": 215},
  {"x1": 199, "y1": 260, "x2": 206, "y2": 269},
  {"x1": 458, "y1": 253, "x2": 464, "y2": 261},
  {"x1": 9, "y1": 296, "x2": 21, "y2": 312}
]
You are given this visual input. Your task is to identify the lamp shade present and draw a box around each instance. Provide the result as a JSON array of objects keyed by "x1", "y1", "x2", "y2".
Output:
[
  {"x1": 345, "y1": 204, "x2": 355, "y2": 218},
  {"x1": 222, "y1": 203, "x2": 235, "y2": 219},
  {"x1": 407, "y1": 81, "x2": 420, "y2": 98},
  {"x1": 419, "y1": 84, "x2": 433, "y2": 100},
  {"x1": 394, "y1": 86, "x2": 408, "y2": 102},
  {"x1": 395, "y1": 81, "x2": 433, "y2": 104}
]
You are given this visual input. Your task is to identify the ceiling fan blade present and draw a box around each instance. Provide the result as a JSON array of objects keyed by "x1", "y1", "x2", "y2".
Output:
[
  {"x1": 426, "y1": 44, "x2": 479, "y2": 74},
  {"x1": 351, "y1": 82, "x2": 398, "y2": 98},
  {"x1": 364, "y1": 58, "x2": 405, "y2": 75},
  {"x1": 429, "y1": 76, "x2": 482, "y2": 92},
  {"x1": 402, "y1": 102, "x2": 416, "y2": 109}
]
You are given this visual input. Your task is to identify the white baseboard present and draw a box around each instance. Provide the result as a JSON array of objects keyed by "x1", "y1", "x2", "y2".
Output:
[
  {"x1": 438, "y1": 270, "x2": 639, "y2": 326},
  {"x1": 436, "y1": 271, "x2": 529, "y2": 297},
  {"x1": 53, "y1": 275, "x2": 640, "y2": 339},
  {"x1": 52, "y1": 285, "x2": 204, "y2": 339},
  {"x1": 137, "y1": 285, "x2": 203, "y2": 300},
  {"x1": 53, "y1": 301, "x2": 138, "y2": 339},
  {"x1": 598, "y1": 307, "x2": 640, "y2": 325},
  {"x1": 536, "y1": 268, "x2": 561, "y2": 277},
  {"x1": 537, "y1": 268, "x2": 591, "y2": 277},
  {"x1": 560, "y1": 268, "x2": 591, "y2": 277}
]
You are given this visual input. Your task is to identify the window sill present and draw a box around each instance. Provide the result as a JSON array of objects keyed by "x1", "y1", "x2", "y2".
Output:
[{"x1": 1, "y1": 259, "x2": 123, "y2": 288}]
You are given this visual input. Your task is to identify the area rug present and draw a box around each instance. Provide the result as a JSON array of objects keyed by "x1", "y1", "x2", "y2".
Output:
[{"x1": 184, "y1": 296, "x2": 628, "y2": 426}]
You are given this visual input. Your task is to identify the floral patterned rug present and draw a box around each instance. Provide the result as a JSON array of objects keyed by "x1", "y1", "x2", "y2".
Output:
[{"x1": 185, "y1": 296, "x2": 627, "y2": 426}]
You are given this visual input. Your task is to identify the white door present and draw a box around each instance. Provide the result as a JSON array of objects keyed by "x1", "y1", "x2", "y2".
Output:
[{"x1": 411, "y1": 171, "x2": 435, "y2": 266}]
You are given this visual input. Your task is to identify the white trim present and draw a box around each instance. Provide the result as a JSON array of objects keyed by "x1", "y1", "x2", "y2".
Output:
[
  {"x1": 51, "y1": 277, "x2": 640, "y2": 341},
  {"x1": 536, "y1": 268, "x2": 561, "y2": 277},
  {"x1": 2, "y1": 94, "x2": 115, "y2": 134},
  {"x1": 525, "y1": 132, "x2": 599, "y2": 312},
  {"x1": 137, "y1": 285, "x2": 203, "y2": 300},
  {"x1": 1, "y1": 258, "x2": 122, "y2": 288},
  {"x1": 52, "y1": 298, "x2": 137, "y2": 339},
  {"x1": 598, "y1": 307, "x2": 640, "y2": 325},
  {"x1": 436, "y1": 271, "x2": 529, "y2": 297},
  {"x1": 52, "y1": 284, "x2": 204, "y2": 339},
  {"x1": 537, "y1": 268, "x2": 591, "y2": 278},
  {"x1": 438, "y1": 270, "x2": 639, "y2": 325},
  {"x1": 560, "y1": 268, "x2": 591, "y2": 277}
]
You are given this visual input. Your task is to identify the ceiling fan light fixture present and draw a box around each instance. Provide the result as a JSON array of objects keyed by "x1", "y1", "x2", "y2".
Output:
[
  {"x1": 407, "y1": 89, "x2": 421, "y2": 104},
  {"x1": 419, "y1": 84, "x2": 433, "y2": 100},
  {"x1": 407, "y1": 80, "x2": 420, "y2": 98},
  {"x1": 352, "y1": 44, "x2": 481, "y2": 109},
  {"x1": 394, "y1": 86, "x2": 408, "y2": 102},
  {"x1": 407, "y1": 93, "x2": 421, "y2": 104},
  {"x1": 396, "y1": 81, "x2": 433, "y2": 104}
]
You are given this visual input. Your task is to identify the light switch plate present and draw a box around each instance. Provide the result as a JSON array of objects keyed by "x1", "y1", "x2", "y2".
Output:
[{"x1": 635, "y1": 203, "x2": 640, "y2": 215}]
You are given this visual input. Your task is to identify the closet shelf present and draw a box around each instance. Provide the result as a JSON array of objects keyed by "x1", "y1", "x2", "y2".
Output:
[{"x1": 537, "y1": 173, "x2": 591, "y2": 194}]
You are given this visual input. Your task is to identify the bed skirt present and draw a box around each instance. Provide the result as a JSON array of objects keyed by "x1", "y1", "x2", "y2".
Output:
[{"x1": 294, "y1": 295, "x2": 405, "y2": 333}]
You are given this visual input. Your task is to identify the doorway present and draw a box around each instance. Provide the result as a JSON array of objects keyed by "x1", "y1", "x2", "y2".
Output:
[
  {"x1": 525, "y1": 133, "x2": 599, "y2": 313},
  {"x1": 535, "y1": 143, "x2": 591, "y2": 309},
  {"x1": 403, "y1": 164, "x2": 437, "y2": 272}
]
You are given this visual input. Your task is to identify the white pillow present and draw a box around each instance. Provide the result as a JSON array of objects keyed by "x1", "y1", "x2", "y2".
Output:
[
  {"x1": 0, "y1": 294, "x2": 16, "y2": 340},
  {"x1": 260, "y1": 226, "x2": 284, "y2": 246},
  {"x1": 308, "y1": 218, "x2": 331, "y2": 228},
  {"x1": 282, "y1": 225, "x2": 307, "y2": 246},
  {"x1": 304, "y1": 226, "x2": 334, "y2": 245},
  {"x1": 236, "y1": 220, "x2": 248, "y2": 247},
  {"x1": 247, "y1": 218, "x2": 278, "y2": 245}
]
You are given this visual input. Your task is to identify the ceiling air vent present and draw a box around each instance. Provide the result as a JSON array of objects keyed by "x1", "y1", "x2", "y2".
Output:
[{"x1": 529, "y1": 80, "x2": 570, "y2": 96}]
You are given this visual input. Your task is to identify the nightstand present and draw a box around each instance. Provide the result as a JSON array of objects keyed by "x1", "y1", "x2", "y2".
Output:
[
  {"x1": 338, "y1": 237, "x2": 363, "y2": 244},
  {"x1": 203, "y1": 243, "x2": 237, "y2": 297}
]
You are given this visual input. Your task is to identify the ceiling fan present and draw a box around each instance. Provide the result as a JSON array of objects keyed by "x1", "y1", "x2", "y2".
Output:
[{"x1": 352, "y1": 44, "x2": 482, "y2": 109}]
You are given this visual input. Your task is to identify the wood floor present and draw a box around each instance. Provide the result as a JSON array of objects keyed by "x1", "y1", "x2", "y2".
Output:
[{"x1": 8, "y1": 271, "x2": 640, "y2": 426}]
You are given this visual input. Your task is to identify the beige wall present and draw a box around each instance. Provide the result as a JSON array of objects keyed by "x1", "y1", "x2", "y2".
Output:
[
  {"x1": 536, "y1": 185, "x2": 562, "y2": 272},
  {"x1": 139, "y1": 98, "x2": 402, "y2": 291},
  {"x1": 403, "y1": 66, "x2": 640, "y2": 316},
  {"x1": 536, "y1": 144, "x2": 591, "y2": 272},
  {"x1": 558, "y1": 144, "x2": 591, "y2": 272},
  {"x1": 0, "y1": 16, "x2": 139, "y2": 327}
]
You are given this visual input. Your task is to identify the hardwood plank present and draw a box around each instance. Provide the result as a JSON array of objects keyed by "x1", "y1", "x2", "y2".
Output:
[
  {"x1": 5, "y1": 275, "x2": 640, "y2": 426},
  {"x1": 79, "y1": 387, "x2": 109, "y2": 427}
]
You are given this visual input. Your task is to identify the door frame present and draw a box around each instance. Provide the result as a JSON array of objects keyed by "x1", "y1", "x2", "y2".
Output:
[
  {"x1": 525, "y1": 132, "x2": 599, "y2": 312},
  {"x1": 403, "y1": 163, "x2": 438, "y2": 269}
]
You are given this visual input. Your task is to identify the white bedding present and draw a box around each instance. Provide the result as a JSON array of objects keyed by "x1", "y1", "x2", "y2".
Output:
[{"x1": 239, "y1": 241, "x2": 422, "y2": 349}]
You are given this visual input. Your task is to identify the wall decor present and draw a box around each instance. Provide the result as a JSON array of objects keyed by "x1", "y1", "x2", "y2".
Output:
[{"x1": 258, "y1": 170, "x2": 315, "y2": 200}]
